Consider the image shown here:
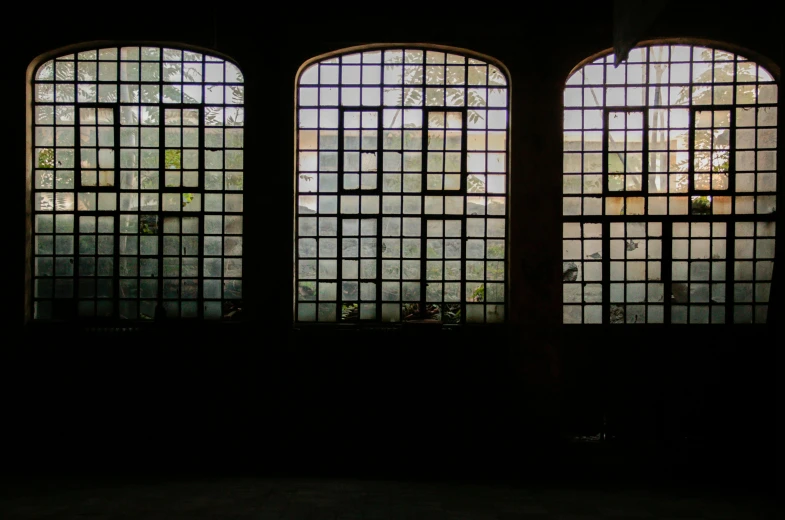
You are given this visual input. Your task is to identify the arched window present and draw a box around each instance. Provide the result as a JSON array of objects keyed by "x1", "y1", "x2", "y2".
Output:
[
  {"x1": 295, "y1": 46, "x2": 509, "y2": 324},
  {"x1": 28, "y1": 44, "x2": 244, "y2": 322},
  {"x1": 562, "y1": 43, "x2": 778, "y2": 324}
]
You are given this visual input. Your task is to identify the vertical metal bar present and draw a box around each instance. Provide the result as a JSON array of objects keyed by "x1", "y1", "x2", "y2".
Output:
[
  {"x1": 602, "y1": 107, "x2": 611, "y2": 324},
  {"x1": 112, "y1": 104, "x2": 121, "y2": 320},
  {"x1": 643, "y1": 106, "x2": 651, "y2": 323},
  {"x1": 603, "y1": 109, "x2": 610, "y2": 197},
  {"x1": 663, "y1": 221, "x2": 673, "y2": 324},
  {"x1": 643, "y1": 108, "x2": 650, "y2": 198},
  {"x1": 687, "y1": 222, "x2": 693, "y2": 324},
  {"x1": 376, "y1": 104, "x2": 384, "y2": 323},
  {"x1": 74, "y1": 106, "x2": 83, "y2": 319},
  {"x1": 602, "y1": 221, "x2": 611, "y2": 324},
  {"x1": 197, "y1": 103, "x2": 204, "y2": 320},
  {"x1": 709, "y1": 220, "x2": 715, "y2": 323},
  {"x1": 337, "y1": 108, "x2": 345, "y2": 322},
  {"x1": 418, "y1": 217, "x2": 427, "y2": 320},
  {"x1": 156, "y1": 100, "x2": 165, "y2": 316},
  {"x1": 420, "y1": 112, "x2": 429, "y2": 320},
  {"x1": 622, "y1": 222, "x2": 628, "y2": 323},
  {"x1": 460, "y1": 97, "x2": 469, "y2": 324},
  {"x1": 726, "y1": 221, "x2": 736, "y2": 324},
  {"x1": 728, "y1": 103, "x2": 737, "y2": 198}
]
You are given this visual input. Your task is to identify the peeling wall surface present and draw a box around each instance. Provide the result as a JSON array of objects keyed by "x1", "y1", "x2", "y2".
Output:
[{"x1": 2, "y1": 4, "x2": 782, "y2": 482}]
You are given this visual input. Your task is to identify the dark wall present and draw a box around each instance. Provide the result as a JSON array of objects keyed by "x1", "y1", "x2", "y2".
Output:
[{"x1": 2, "y1": 5, "x2": 781, "y2": 485}]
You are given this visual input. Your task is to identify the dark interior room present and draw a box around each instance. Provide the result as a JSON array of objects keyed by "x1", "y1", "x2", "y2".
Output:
[{"x1": 1, "y1": 1, "x2": 781, "y2": 518}]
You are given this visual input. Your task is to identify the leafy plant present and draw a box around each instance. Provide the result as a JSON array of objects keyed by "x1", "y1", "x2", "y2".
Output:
[
  {"x1": 383, "y1": 50, "x2": 504, "y2": 128},
  {"x1": 341, "y1": 303, "x2": 359, "y2": 321},
  {"x1": 691, "y1": 195, "x2": 712, "y2": 215},
  {"x1": 182, "y1": 193, "x2": 194, "y2": 208},
  {"x1": 38, "y1": 148, "x2": 54, "y2": 169},
  {"x1": 140, "y1": 214, "x2": 158, "y2": 235},
  {"x1": 164, "y1": 149, "x2": 181, "y2": 169},
  {"x1": 439, "y1": 304, "x2": 461, "y2": 324}
]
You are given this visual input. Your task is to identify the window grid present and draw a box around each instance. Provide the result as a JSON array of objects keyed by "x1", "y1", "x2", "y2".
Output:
[
  {"x1": 563, "y1": 44, "x2": 777, "y2": 324},
  {"x1": 296, "y1": 48, "x2": 509, "y2": 324},
  {"x1": 31, "y1": 46, "x2": 244, "y2": 321}
]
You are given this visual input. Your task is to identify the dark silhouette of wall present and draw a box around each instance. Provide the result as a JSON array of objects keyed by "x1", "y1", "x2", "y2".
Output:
[{"x1": 2, "y1": 4, "x2": 781, "y2": 492}]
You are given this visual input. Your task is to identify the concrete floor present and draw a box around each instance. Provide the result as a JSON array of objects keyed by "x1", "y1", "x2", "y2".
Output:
[
  {"x1": 1, "y1": 437, "x2": 779, "y2": 519},
  {"x1": 1, "y1": 473, "x2": 779, "y2": 519}
]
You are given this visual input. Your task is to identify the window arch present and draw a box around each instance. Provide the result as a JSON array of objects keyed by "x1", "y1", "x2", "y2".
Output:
[
  {"x1": 562, "y1": 42, "x2": 778, "y2": 324},
  {"x1": 27, "y1": 44, "x2": 244, "y2": 322},
  {"x1": 295, "y1": 45, "x2": 510, "y2": 324}
]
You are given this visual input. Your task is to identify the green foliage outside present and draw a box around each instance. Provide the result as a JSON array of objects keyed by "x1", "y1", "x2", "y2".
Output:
[
  {"x1": 603, "y1": 47, "x2": 763, "y2": 211},
  {"x1": 33, "y1": 49, "x2": 247, "y2": 321},
  {"x1": 38, "y1": 148, "x2": 55, "y2": 169}
]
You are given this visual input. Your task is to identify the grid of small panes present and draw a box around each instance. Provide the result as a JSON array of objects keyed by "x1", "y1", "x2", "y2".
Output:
[
  {"x1": 562, "y1": 44, "x2": 777, "y2": 324},
  {"x1": 31, "y1": 46, "x2": 244, "y2": 321},
  {"x1": 296, "y1": 47, "x2": 509, "y2": 324}
]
